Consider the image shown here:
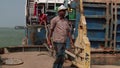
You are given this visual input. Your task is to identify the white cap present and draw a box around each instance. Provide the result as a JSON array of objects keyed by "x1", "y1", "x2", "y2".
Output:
[{"x1": 58, "y1": 5, "x2": 67, "y2": 12}]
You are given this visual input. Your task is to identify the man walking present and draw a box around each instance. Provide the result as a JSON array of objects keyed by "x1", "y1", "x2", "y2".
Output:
[{"x1": 48, "y1": 5, "x2": 73, "y2": 68}]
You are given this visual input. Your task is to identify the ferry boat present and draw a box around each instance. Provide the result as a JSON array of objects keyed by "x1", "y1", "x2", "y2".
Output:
[{"x1": 1, "y1": 0, "x2": 120, "y2": 68}]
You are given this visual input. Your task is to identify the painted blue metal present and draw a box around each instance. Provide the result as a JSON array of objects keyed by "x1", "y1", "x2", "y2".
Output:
[
  {"x1": 117, "y1": 25, "x2": 120, "y2": 32},
  {"x1": 118, "y1": 9, "x2": 120, "y2": 15},
  {"x1": 116, "y1": 33, "x2": 120, "y2": 42},
  {"x1": 86, "y1": 18, "x2": 105, "y2": 30},
  {"x1": 90, "y1": 41, "x2": 104, "y2": 48},
  {"x1": 27, "y1": 29, "x2": 32, "y2": 45},
  {"x1": 84, "y1": 3, "x2": 108, "y2": 48},
  {"x1": 70, "y1": 1, "x2": 80, "y2": 39},
  {"x1": 36, "y1": 27, "x2": 46, "y2": 43},
  {"x1": 116, "y1": 5, "x2": 120, "y2": 50},
  {"x1": 70, "y1": 1, "x2": 108, "y2": 48},
  {"x1": 116, "y1": 42, "x2": 120, "y2": 50},
  {"x1": 84, "y1": 7, "x2": 106, "y2": 15},
  {"x1": 27, "y1": 27, "x2": 46, "y2": 45},
  {"x1": 87, "y1": 30, "x2": 105, "y2": 41},
  {"x1": 117, "y1": 19, "x2": 120, "y2": 25}
]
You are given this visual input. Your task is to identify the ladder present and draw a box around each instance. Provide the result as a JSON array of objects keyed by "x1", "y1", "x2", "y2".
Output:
[{"x1": 110, "y1": 1, "x2": 118, "y2": 50}]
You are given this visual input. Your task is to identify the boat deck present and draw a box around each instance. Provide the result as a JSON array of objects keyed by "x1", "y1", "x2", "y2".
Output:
[
  {"x1": 1, "y1": 52, "x2": 73, "y2": 68},
  {"x1": 1, "y1": 51, "x2": 120, "y2": 68}
]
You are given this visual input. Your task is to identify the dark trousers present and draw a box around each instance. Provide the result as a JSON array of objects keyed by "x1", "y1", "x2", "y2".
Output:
[{"x1": 53, "y1": 42, "x2": 66, "y2": 68}]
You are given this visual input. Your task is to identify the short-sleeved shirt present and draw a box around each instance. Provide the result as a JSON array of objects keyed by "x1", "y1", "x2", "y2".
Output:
[
  {"x1": 50, "y1": 16, "x2": 70, "y2": 43},
  {"x1": 39, "y1": 14, "x2": 47, "y2": 24}
]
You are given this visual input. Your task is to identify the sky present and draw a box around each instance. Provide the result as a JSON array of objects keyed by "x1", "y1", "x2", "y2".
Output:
[{"x1": 0, "y1": 0, "x2": 26, "y2": 27}]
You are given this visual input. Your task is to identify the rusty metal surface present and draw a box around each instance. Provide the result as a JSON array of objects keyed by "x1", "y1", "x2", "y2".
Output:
[
  {"x1": 91, "y1": 54, "x2": 120, "y2": 65},
  {"x1": 1, "y1": 47, "x2": 120, "y2": 65},
  {"x1": 1, "y1": 51, "x2": 120, "y2": 68},
  {"x1": 92, "y1": 65, "x2": 120, "y2": 68},
  {"x1": 1, "y1": 52, "x2": 55, "y2": 68}
]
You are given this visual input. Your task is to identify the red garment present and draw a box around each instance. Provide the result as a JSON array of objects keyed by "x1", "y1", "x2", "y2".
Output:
[
  {"x1": 39, "y1": 14, "x2": 47, "y2": 24},
  {"x1": 34, "y1": 2, "x2": 37, "y2": 16}
]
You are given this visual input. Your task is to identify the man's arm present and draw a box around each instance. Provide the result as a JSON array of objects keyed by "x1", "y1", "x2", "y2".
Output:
[
  {"x1": 67, "y1": 21, "x2": 75, "y2": 48},
  {"x1": 47, "y1": 17, "x2": 56, "y2": 48},
  {"x1": 68, "y1": 31, "x2": 74, "y2": 48},
  {"x1": 47, "y1": 29, "x2": 54, "y2": 46}
]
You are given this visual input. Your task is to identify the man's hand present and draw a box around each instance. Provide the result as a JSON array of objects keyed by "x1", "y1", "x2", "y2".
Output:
[
  {"x1": 47, "y1": 39, "x2": 53, "y2": 49},
  {"x1": 70, "y1": 39, "x2": 75, "y2": 49}
]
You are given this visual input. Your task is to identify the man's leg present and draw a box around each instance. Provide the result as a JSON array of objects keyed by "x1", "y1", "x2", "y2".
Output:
[{"x1": 53, "y1": 42, "x2": 65, "y2": 68}]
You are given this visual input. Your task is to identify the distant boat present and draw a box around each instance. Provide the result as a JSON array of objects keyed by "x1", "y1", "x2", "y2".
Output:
[{"x1": 14, "y1": 26, "x2": 26, "y2": 29}]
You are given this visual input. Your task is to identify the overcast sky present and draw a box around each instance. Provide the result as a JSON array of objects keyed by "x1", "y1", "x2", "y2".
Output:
[{"x1": 0, "y1": 0, "x2": 26, "y2": 27}]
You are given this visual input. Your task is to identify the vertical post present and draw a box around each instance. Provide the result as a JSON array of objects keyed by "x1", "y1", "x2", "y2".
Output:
[
  {"x1": 54, "y1": 0, "x2": 56, "y2": 10},
  {"x1": 80, "y1": 0, "x2": 84, "y2": 16},
  {"x1": 64, "y1": 0, "x2": 68, "y2": 8},
  {"x1": 64, "y1": 0, "x2": 69, "y2": 16},
  {"x1": 105, "y1": 2, "x2": 110, "y2": 48},
  {"x1": 110, "y1": 1, "x2": 114, "y2": 48},
  {"x1": 26, "y1": 0, "x2": 29, "y2": 45},
  {"x1": 113, "y1": 2, "x2": 117, "y2": 51},
  {"x1": 46, "y1": 0, "x2": 48, "y2": 11}
]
